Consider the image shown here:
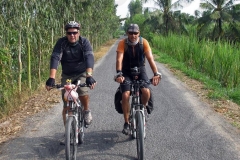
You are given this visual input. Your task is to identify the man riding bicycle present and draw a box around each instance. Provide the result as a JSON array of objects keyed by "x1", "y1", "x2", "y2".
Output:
[
  {"x1": 114, "y1": 23, "x2": 162, "y2": 135},
  {"x1": 46, "y1": 21, "x2": 96, "y2": 128}
]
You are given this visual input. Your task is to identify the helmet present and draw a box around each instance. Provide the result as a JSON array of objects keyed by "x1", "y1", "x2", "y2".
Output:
[{"x1": 64, "y1": 21, "x2": 80, "y2": 30}]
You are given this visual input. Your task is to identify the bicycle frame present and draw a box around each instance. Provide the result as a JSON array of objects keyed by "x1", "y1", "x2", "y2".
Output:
[
  {"x1": 129, "y1": 79, "x2": 146, "y2": 138},
  {"x1": 62, "y1": 80, "x2": 82, "y2": 144},
  {"x1": 126, "y1": 66, "x2": 152, "y2": 160}
]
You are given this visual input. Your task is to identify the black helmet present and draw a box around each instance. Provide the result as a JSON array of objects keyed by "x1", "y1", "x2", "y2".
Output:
[{"x1": 64, "y1": 21, "x2": 80, "y2": 31}]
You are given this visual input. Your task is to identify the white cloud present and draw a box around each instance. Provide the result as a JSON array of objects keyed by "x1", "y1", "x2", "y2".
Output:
[{"x1": 115, "y1": 0, "x2": 130, "y2": 18}]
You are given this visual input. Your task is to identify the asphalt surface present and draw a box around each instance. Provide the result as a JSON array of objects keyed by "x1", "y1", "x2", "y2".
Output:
[{"x1": 0, "y1": 37, "x2": 240, "y2": 160}]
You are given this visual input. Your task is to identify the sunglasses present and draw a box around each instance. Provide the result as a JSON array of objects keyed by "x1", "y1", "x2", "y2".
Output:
[
  {"x1": 67, "y1": 32, "x2": 78, "y2": 35},
  {"x1": 128, "y1": 32, "x2": 139, "y2": 35}
]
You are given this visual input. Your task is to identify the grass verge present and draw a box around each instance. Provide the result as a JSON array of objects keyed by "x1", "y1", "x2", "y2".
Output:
[{"x1": 154, "y1": 48, "x2": 240, "y2": 129}]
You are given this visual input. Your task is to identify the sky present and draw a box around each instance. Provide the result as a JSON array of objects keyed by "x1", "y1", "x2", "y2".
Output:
[{"x1": 115, "y1": 0, "x2": 201, "y2": 18}]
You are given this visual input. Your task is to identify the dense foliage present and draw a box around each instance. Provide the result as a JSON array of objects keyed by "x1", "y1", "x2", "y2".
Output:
[
  {"x1": 123, "y1": 0, "x2": 240, "y2": 104},
  {"x1": 0, "y1": 0, "x2": 120, "y2": 116}
]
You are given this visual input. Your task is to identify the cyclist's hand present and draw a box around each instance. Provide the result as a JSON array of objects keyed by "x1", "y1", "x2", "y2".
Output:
[
  {"x1": 114, "y1": 72, "x2": 125, "y2": 83},
  {"x1": 152, "y1": 75, "x2": 161, "y2": 86},
  {"x1": 45, "y1": 78, "x2": 55, "y2": 91},
  {"x1": 115, "y1": 76, "x2": 125, "y2": 83},
  {"x1": 86, "y1": 76, "x2": 96, "y2": 89}
]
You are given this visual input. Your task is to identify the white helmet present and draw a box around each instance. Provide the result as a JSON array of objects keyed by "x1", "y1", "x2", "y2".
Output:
[{"x1": 64, "y1": 21, "x2": 80, "y2": 30}]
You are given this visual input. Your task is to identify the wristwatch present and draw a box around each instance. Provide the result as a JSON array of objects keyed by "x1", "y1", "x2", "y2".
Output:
[
  {"x1": 154, "y1": 72, "x2": 162, "y2": 79},
  {"x1": 86, "y1": 72, "x2": 92, "y2": 76}
]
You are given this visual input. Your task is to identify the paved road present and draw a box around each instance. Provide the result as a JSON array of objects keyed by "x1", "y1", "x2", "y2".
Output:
[{"x1": 0, "y1": 38, "x2": 240, "y2": 160}]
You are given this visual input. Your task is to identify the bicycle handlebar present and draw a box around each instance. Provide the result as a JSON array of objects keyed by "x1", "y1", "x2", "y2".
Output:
[{"x1": 51, "y1": 83, "x2": 89, "y2": 90}]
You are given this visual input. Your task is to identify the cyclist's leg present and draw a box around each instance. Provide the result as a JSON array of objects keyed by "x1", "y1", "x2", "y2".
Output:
[
  {"x1": 139, "y1": 67, "x2": 150, "y2": 107},
  {"x1": 120, "y1": 76, "x2": 131, "y2": 123},
  {"x1": 140, "y1": 88, "x2": 150, "y2": 106},
  {"x1": 122, "y1": 91, "x2": 131, "y2": 123},
  {"x1": 72, "y1": 72, "x2": 92, "y2": 125},
  {"x1": 120, "y1": 76, "x2": 131, "y2": 135}
]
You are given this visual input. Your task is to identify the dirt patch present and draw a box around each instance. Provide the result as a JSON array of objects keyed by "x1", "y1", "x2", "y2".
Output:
[
  {"x1": 0, "y1": 86, "x2": 61, "y2": 144},
  {"x1": 0, "y1": 38, "x2": 239, "y2": 144}
]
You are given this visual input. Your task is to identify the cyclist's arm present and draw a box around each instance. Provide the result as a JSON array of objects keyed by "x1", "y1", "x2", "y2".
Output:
[
  {"x1": 116, "y1": 40, "x2": 125, "y2": 71},
  {"x1": 49, "y1": 38, "x2": 65, "y2": 79},
  {"x1": 49, "y1": 69, "x2": 57, "y2": 79},
  {"x1": 143, "y1": 39, "x2": 158, "y2": 74},
  {"x1": 82, "y1": 38, "x2": 94, "y2": 75},
  {"x1": 143, "y1": 39, "x2": 161, "y2": 86},
  {"x1": 116, "y1": 51, "x2": 123, "y2": 71},
  {"x1": 115, "y1": 40, "x2": 125, "y2": 83},
  {"x1": 85, "y1": 51, "x2": 94, "y2": 76},
  {"x1": 145, "y1": 50, "x2": 158, "y2": 74}
]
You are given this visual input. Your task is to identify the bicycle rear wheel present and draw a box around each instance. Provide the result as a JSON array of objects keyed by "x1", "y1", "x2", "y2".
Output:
[
  {"x1": 65, "y1": 116, "x2": 77, "y2": 160},
  {"x1": 136, "y1": 111, "x2": 144, "y2": 160}
]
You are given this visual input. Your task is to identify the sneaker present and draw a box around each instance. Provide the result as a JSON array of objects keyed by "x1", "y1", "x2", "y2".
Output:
[
  {"x1": 122, "y1": 122, "x2": 130, "y2": 135},
  {"x1": 84, "y1": 110, "x2": 92, "y2": 125}
]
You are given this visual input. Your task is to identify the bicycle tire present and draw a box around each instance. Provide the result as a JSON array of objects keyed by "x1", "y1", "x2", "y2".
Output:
[
  {"x1": 136, "y1": 111, "x2": 144, "y2": 160},
  {"x1": 130, "y1": 109, "x2": 136, "y2": 139},
  {"x1": 65, "y1": 116, "x2": 77, "y2": 160}
]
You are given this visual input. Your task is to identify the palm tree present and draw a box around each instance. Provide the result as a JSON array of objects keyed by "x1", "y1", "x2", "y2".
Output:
[
  {"x1": 142, "y1": 0, "x2": 194, "y2": 35},
  {"x1": 128, "y1": 0, "x2": 143, "y2": 18},
  {"x1": 195, "y1": 0, "x2": 240, "y2": 40}
]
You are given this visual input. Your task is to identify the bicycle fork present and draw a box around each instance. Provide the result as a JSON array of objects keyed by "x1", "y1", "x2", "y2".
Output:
[
  {"x1": 131, "y1": 106, "x2": 146, "y2": 137},
  {"x1": 66, "y1": 109, "x2": 79, "y2": 144}
]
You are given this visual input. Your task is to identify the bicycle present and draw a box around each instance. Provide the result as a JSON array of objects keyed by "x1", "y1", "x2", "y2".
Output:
[
  {"x1": 123, "y1": 67, "x2": 152, "y2": 160},
  {"x1": 52, "y1": 79, "x2": 88, "y2": 160}
]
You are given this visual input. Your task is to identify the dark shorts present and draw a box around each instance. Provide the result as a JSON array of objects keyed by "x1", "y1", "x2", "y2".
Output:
[
  {"x1": 61, "y1": 72, "x2": 89, "y2": 108},
  {"x1": 120, "y1": 67, "x2": 150, "y2": 93}
]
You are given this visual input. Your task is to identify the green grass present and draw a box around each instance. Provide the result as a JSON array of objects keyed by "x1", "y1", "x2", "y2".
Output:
[
  {"x1": 153, "y1": 48, "x2": 240, "y2": 105},
  {"x1": 150, "y1": 31, "x2": 240, "y2": 106}
]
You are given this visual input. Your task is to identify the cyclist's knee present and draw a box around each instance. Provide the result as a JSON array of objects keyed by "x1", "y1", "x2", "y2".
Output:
[
  {"x1": 122, "y1": 91, "x2": 130, "y2": 99},
  {"x1": 141, "y1": 88, "x2": 149, "y2": 94}
]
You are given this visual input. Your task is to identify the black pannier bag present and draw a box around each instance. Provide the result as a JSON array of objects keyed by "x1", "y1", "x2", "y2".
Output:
[
  {"x1": 114, "y1": 87, "x2": 123, "y2": 114},
  {"x1": 114, "y1": 86, "x2": 154, "y2": 114}
]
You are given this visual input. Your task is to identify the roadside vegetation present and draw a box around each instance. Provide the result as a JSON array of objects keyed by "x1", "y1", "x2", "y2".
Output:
[
  {"x1": 0, "y1": 0, "x2": 240, "y2": 130},
  {"x1": 0, "y1": 0, "x2": 120, "y2": 119},
  {"x1": 151, "y1": 33, "x2": 240, "y2": 104}
]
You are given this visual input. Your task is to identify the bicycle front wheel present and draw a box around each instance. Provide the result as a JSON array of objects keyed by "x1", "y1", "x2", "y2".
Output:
[
  {"x1": 65, "y1": 116, "x2": 77, "y2": 160},
  {"x1": 136, "y1": 111, "x2": 144, "y2": 160}
]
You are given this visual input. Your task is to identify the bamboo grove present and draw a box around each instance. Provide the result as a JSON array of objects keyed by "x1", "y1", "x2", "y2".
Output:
[{"x1": 0, "y1": 0, "x2": 120, "y2": 116}]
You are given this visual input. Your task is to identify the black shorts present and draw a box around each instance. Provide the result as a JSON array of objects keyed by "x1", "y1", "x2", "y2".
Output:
[{"x1": 120, "y1": 67, "x2": 149, "y2": 93}]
